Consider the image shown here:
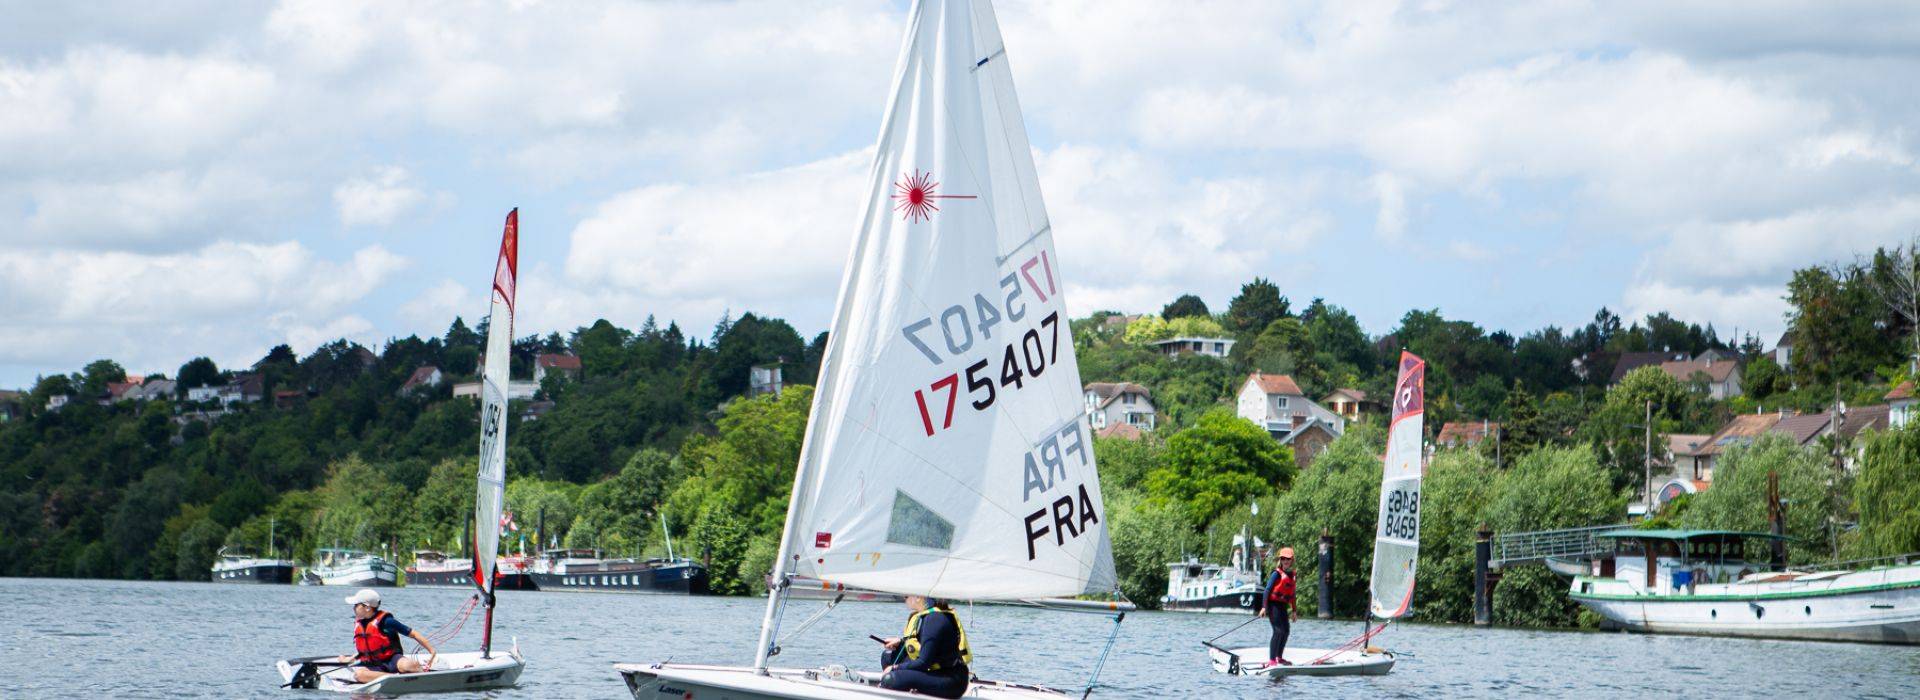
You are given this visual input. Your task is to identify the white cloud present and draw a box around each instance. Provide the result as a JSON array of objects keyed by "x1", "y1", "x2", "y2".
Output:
[
  {"x1": 1647, "y1": 196, "x2": 1920, "y2": 287},
  {"x1": 1622, "y1": 281, "x2": 1789, "y2": 346},
  {"x1": 398, "y1": 279, "x2": 474, "y2": 335},
  {"x1": 1372, "y1": 172, "x2": 1408, "y2": 241},
  {"x1": 334, "y1": 166, "x2": 433, "y2": 228},
  {"x1": 0, "y1": 242, "x2": 407, "y2": 377}
]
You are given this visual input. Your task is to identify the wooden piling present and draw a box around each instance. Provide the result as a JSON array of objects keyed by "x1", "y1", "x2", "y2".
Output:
[{"x1": 1474, "y1": 525, "x2": 1492, "y2": 626}]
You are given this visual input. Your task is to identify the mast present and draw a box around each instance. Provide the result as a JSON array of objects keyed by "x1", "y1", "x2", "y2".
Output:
[
  {"x1": 660, "y1": 511, "x2": 676, "y2": 561},
  {"x1": 475, "y1": 208, "x2": 518, "y2": 660},
  {"x1": 268, "y1": 518, "x2": 276, "y2": 560}
]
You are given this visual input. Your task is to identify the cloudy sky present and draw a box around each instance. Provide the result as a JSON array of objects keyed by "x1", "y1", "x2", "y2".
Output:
[{"x1": 3, "y1": 1, "x2": 1918, "y2": 388}]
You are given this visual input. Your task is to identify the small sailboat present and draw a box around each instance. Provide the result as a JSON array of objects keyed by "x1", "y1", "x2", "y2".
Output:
[
  {"x1": 617, "y1": 1, "x2": 1131, "y2": 697},
  {"x1": 278, "y1": 210, "x2": 527, "y2": 693},
  {"x1": 1208, "y1": 352, "x2": 1427, "y2": 678}
]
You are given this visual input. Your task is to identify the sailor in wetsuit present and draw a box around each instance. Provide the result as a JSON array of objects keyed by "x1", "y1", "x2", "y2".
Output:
[
  {"x1": 1251, "y1": 547, "x2": 1298, "y2": 667},
  {"x1": 336, "y1": 589, "x2": 438, "y2": 683},
  {"x1": 879, "y1": 594, "x2": 971, "y2": 698}
]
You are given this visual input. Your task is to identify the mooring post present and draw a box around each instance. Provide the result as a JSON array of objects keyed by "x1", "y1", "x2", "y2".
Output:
[
  {"x1": 1317, "y1": 528, "x2": 1333, "y2": 619},
  {"x1": 1474, "y1": 525, "x2": 1492, "y2": 626}
]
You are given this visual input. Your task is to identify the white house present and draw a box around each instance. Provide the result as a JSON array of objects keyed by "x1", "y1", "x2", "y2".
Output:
[
  {"x1": 1084, "y1": 382, "x2": 1156, "y2": 431},
  {"x1": 749, "y1": 363, "x2": 784, "y2": 397},
  {"x1": 1889, "y1": 381, "x2": 1916, "y2": 429},
  {"x1": 534, "y1": 353, "x2": 582, "y2": 384},
  {"x1": 400, "y1": 366, "x2": 444, "y2": 395},
  {"x1": 186, "y1": 385, "x2": 223, "y2": 403},
  {"x1": 1149, "y1": 336, "x2": 1236, "y2": 359},
  {"x1": 1235, "y1": 372, "x2": 1346, "y2": 441}
]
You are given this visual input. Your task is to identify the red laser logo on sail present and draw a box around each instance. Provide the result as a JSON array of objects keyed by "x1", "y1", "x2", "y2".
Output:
[{"x1": 892, "y1": 170, "x2": 975, "y2": 223}]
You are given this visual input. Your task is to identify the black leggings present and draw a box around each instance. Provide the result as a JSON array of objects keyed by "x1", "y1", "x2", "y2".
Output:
[
  {"x1": 881, "y1": 651, "x2": 968, "y2": 699},
  {"x1": 1268, "y1": 610, "x2": 1291, "y2": 661}
]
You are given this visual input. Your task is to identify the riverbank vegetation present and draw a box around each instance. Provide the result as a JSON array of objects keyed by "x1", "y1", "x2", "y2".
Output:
[{"x1": 6, "y1": 246, "x2": 1920, "y2": 632}]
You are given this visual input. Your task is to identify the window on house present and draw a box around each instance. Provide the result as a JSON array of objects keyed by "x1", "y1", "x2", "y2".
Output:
[
  {"x1": 1275, "y1": 396, "x2": 1289, "y2": 410},
  {"x1": 1214, "y1": 342, "x2": 1224, "y2": 353},
  {"x1": 1123, "y1": 394, "x2": 1135, "y2": 405}
]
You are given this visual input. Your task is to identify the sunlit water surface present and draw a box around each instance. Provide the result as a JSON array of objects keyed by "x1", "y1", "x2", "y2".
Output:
[{"x1": 5, "y1": 577, "x2": 1916, "y2": 698}]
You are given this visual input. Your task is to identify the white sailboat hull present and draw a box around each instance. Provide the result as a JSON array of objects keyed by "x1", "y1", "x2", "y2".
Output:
[
  {"x1": 617, "y1": 663, "x2": 1071, "y2": 700},
  {"x1": 278, "y1": 650, "x2": 524, "y2": 694},
  {"x1": 1571, "y1": 567, "x2": 1920, "y2": 643},
  {"x1": 1206, "y1": 645, "x2": 1395, "y2": 677},
  {"x1": 301, "y1": 559, "x2": 398, "y2": 587}
]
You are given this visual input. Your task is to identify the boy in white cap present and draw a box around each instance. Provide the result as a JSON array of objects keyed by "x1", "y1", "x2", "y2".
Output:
[
  {"x1": 336, "y1": 589, "x2": 437, "y2": 682},
  {"x1": 1251, "y1": 546, "x2": 1298, "y2": 667}
]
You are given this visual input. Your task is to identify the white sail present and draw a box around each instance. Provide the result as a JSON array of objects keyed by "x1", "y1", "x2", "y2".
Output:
[
  {"x1": 1369, "y1": 351, "x2": 1426, "y2": 618},
  {"x1": 474, "y1": 209, "x2": 517, "y2": 595},
  {"x1": 774, "y1": 0, "x2": 1113, "y2": 602}
]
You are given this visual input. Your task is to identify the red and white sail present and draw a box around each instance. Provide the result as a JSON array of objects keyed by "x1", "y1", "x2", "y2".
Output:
[
  {"x1": 1370, "y1": 351, "x2": 1426, "y2": 618},
  {"x1": 473, "y1": 209, "x2": 517, "y2": 597}
]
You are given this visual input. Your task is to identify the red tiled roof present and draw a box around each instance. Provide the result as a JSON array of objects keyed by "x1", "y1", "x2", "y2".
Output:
[
  {"x1": 1437, "y1": 421, "x2": 1499, "y2": 445},
  {"x1": 1322, "y1": 388, "x2": 1367, "y2": 403},
  {"x1": 536, "y1": 353, "x2": 582, "y2": 369},
  {"x1": 1887, "y1": 381, "x2": 1914, "y2": 401},
  {"x1": 1667, "y1": 434, "x2": 1710, "y2": 457},
  {"x1": 1769, "y1": 413, "x2": 1831, "y2": 446},
  {"x1": 1246, "y1": 373, "x2": 1302, "y2": 396},
  {"x1": 1095, "y1": 422, "x2": 1146, "y2": 440},
  {"x1": 402, "y1": 366, "x2": 441, "y2": 389},
  {"x1": 1699, "y1": 413, "x2": 1785, "y2": 456}
]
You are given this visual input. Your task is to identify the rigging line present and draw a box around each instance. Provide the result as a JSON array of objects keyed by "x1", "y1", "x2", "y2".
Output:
[
  {"x1": 774, "y1": 594, "x2": 845, "y2": 654},
  {"x1": 994, "y1": 224, "x2": 1051, "y2": 266}
]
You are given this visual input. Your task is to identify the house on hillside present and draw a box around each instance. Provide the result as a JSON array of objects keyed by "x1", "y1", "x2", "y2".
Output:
[
  {"x1": 1889, "y1": 381, "x2": 1916, "y2": 429},
  {"x1": 1695, "y1": 412, "x2": 1784, "y2": 481},
  {"x1": 1321, "y1": 388, "x2": 1370, "y2": 421},
  {"x1": 1658, "y1": 357, "x2": 1742, "y2": 400},
  {"x1": 535, "y1": 353, "x2": 583, "y2": 384},
  {"x1": 105, "y1": 380, "x2": 141, "y2": 404},
  {"x1": 186, "y1": 384, "x2": 223, "y2": 403},
  {"x1": 1610, "y1": 351, "x2": 1692, "y2": 384},
  {"x1": 1772, "y1": 332, "x2": 1794, "y2": 371},
  {"x1": 47, "y1": 394, "x2": 72, "y2": 411},
  {"x1": 0, "y1": 390, "x2": 22, "y2": 421},
  {"x1": 1084, "y1": 382, "x2": 1156, "y2": 432},
  {"x1": 452, "y1": 380, "x2": 538, "y2": 401},
  {"x1": 400, "y1": 366, "x2": 444, "y2": 396},
  {"x1": 1150, "y1": 336, "x2": 1236, "y2": 359},
  {"x1": 749, "y1": 363, "x2": 784, "y2": 398},
  {"x1": 1436, "y1": 421, "x2": 1499, "y2": 449},
  {"x1": 127, "y1": 379, "x2": 175, "y2": 402},
  {"x1": 1235, "y1": 373, "x2": 1345, "y2": 465}
]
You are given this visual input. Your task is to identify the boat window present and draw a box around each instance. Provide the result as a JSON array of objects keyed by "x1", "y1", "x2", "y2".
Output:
[{"x1": 886, "y1": 490, "x2": 955, "y2": 550}]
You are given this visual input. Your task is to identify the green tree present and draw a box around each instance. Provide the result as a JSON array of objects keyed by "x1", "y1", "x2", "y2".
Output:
[
  {"x1": 1852, "y1": 423, "x2": 1920, "y2": 558},
  {"x1": 1145, "y1": 410, "x2": 1294, "y2": 526},
  {"x1": 1485, "y1": 446, "x2": 1619, "y2": 627},
  {"x1": 1682, "y1": 433, "x2": 1835, "y2": 564},
  {"x1": 1122, "y1": 316, "x2": 1171, "y2": 345},
  {"x1": 176, "y1": 357, "x2": 222, "y2": 394},
  {"x1": 1107, "y1": 488, "x2": 1196, "y2": 607},
  {"x1": 1094, "y1": 434, "x2": 1165, "y2": 492},
  {"x1": 1224, "y1": 278, "x2": 1290, "y2": 336},
  {"x1": 1161, "y1": 294, "x2": 1211, "y2": 320},
  {"x1": 1266, "y1": 424, "x2": 1385, "y2": 617},
  {"x1": 1414, "y1": 449, "x2": 1501, "y2": 623}
]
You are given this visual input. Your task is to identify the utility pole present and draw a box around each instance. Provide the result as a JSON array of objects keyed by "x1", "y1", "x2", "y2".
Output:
[{"x1": 1643, "y1": 400, "x2": 1654, "y2": 513}]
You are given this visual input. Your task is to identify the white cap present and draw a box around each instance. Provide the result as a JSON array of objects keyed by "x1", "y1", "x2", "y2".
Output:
[{"x1": 344, "y1": 589, "x2": 382, "y2": 607}]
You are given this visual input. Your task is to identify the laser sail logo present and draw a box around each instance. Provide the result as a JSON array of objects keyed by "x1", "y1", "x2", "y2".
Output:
[{"x1": 891, "y1": 169, "x2": 975, "y2": 223}]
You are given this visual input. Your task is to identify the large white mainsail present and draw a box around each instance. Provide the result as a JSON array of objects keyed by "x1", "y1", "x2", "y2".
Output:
[
  {"x1": 474, "y1": 209, "x2": 517, "y2": 655},
  {"x1": 768, "y1": 0, "x2": 1114, "y2": 606},
  {"x1": 1369, "y1": 351, "x2": 1426, "y2": 618}
]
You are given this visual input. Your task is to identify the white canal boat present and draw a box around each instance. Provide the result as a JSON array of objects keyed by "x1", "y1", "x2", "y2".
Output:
[
  {"x1": 278, "y1": 210, "x2": 527, "y2": 693},
  {"x1": 301, "y1": 548, "x2": 397, "y2": 587},
  {"x1": 1206, "y1": 353, "x2": 1427, "y2": 678},
  {"x1": 1570, "y1": 529, "x2": 1920, "y2": 644},
  {"x1": 618, "y1": 2, "x2": 1131, "y2": 697}
]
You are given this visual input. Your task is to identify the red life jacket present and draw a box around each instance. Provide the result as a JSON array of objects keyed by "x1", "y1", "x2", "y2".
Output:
[
  {"x1": 1266, "y1": 568, "x2": 1296, "y2": 607},
  {"x1": 353, "y1": 610, "x2": 402, "y2": 663}
]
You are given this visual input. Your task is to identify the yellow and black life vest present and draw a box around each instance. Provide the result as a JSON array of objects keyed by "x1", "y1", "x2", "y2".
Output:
[{"x1": 899, "y1": 607, "x2": 972, "y2": 671}]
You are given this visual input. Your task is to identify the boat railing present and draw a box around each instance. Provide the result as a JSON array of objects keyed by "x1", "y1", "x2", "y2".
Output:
[
  {"x1": 1492, "y1": 524, "x2": 1620, "y2": 568},
  {"x1": 1816, "y1": 552, "x2": 1920, "y2": 573}
]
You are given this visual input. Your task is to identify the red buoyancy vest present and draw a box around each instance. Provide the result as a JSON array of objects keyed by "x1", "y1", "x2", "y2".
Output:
[
  {"x1": 353, "y1": 611, "x2": 401, "y2": 663},
  {"x1": 1267, "y1": 569, "x2": 1296, "y2": 607}
]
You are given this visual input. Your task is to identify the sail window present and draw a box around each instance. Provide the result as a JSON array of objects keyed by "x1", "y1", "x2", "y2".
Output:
[{"x1": 886, "y1": 490, "x2": 955, "y2": 550}]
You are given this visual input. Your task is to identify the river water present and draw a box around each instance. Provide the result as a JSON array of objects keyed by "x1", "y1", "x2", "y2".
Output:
[{"x1": 5, "y1": 577, "x2": 1915, "y2": 698}]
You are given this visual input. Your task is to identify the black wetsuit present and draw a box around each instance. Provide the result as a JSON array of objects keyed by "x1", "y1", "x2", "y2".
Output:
[
  {"x1": 881, "y1": 609, "x2": 969, "y2": 699},
  {"x1": 1260, "y1": 568, "x2": 1296, "y2": 663}
]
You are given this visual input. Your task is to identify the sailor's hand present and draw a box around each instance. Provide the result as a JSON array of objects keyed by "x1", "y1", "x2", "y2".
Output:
[
  {"x1": 336, "y1": 654, "x2": 352, "y2": 663},
  {"x1": 882, "y1": 637, "x2": 901, "y2": 650},
  {"x1": 425, "y1": 654, "x2": 436, "y2": 670}
]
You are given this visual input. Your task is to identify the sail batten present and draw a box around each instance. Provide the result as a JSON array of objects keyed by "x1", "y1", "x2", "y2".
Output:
[
  {"x1": 772, "y1": 0, "x2": 1113, "y2": 602},
  {"x1": 1369, "y1": 351, "x2": 1426, "y2": 618}
]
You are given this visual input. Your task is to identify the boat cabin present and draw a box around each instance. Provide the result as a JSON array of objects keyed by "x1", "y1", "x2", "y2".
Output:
[
  {"x1": 1164, "y1": 557, "x2": 1261, "y2": 604},
  {"x1": 312, "y1": 547, "x2": 379, "y2": 567},
  {"x1": 1578, "y1": 529, "x2": 1789, "y2": 596}
]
